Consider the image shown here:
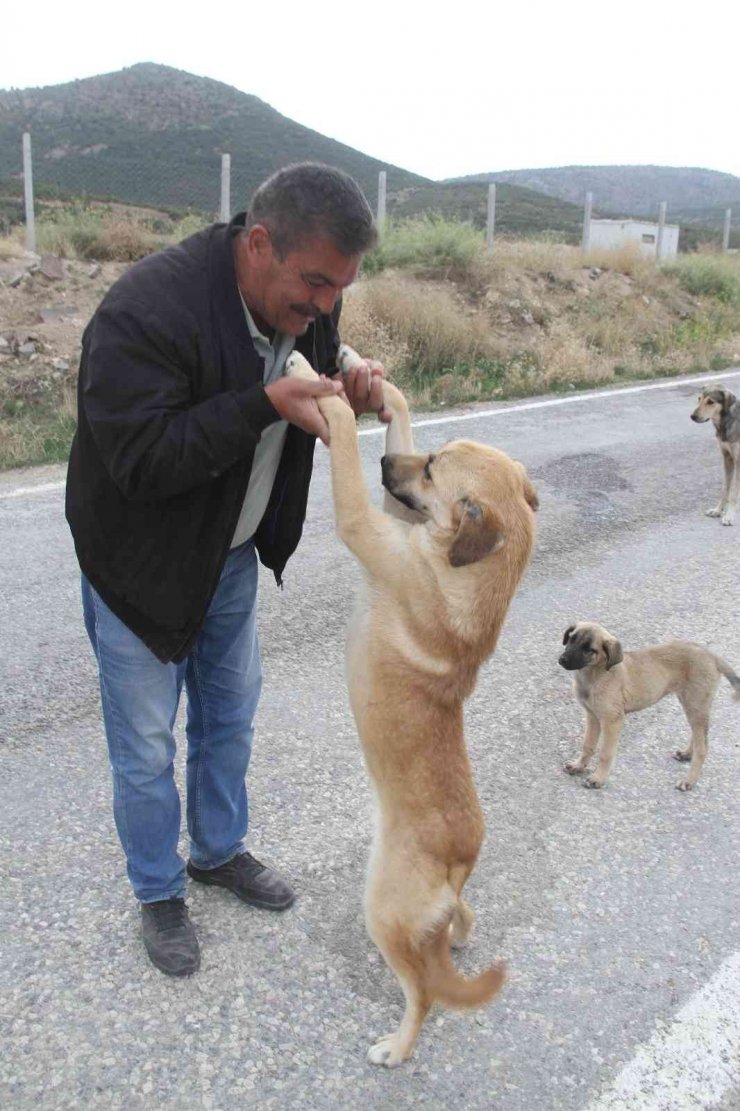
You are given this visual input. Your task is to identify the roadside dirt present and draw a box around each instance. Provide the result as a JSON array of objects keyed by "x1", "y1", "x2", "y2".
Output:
[{"x1": 0, "y1": 254, "x2": 128, "y2": 403}]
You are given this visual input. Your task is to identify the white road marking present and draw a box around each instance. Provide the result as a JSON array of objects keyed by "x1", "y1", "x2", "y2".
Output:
[
  {"x1": 2, "y1": 367, "x2": 738, "y2": 501},
  {"x1": 358, "y1": 367, "x2": 740, "y2": 436},
  {"x1": 0, "y1": 479, "x2": 66, "y2": 500},
  {"x1": 586, "y1": 950, "x2": 740, "y2": 1111}
]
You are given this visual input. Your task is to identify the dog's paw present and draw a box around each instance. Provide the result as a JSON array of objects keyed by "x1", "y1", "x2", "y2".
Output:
[
  {"x1": 367, "y1": 1033, "x2": 407, "y2": 1068},
  {"x1": 583, "y1": 775, "x2": 605, "y2": 789},
  {"x1": 721, "y1": 512, "x2": 735, "y2": 526},
  {"x1": 705, "y1": 506, "x2": 723, "y2": 518},
  {"x1": 672, "y1": 749, "x2": 691, "y2": 763},
  {"x1": 285, "y1": 351, "x2": 319, "y2": 382},
  {"x1": 676, "y1": 779, "x2": 695, "y2": 792},
  {"x1": 564, "y1": 761, "x2": 586, "y2": 775}
]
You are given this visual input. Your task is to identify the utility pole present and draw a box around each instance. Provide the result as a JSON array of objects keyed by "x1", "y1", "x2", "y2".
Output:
[
  {"x1": 220, "y1": 154, "x2": 231, "y2": 223},
  {"x1": 377, "y1": 171, "x2": 387, "y2": 231},
  {"x1": 722, "y1": 208, "x2": 732, "y2": 253},
  {"x1": 581, "y1": 191, "x2": 593, "y2": 253},
  {"x1": 22, "y1": 132, "x2": 36, "y2": 255},
  {"x1": 656, "y1": 201, "x2": 667, "y2": 261},
  {"x1": 486, "y1": 184, "x2": 496, "y2": 254}
]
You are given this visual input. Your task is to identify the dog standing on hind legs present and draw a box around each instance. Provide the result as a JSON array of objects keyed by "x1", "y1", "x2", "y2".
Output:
[
  {"x1": 691, "y1": 385, "x2": 740, "y2": 526},
  {"x1": 286, "y1": 345, "x2": 537, "y2": 1066}
]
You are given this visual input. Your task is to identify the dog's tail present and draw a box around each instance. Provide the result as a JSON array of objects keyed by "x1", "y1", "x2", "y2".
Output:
[
  {"x1": 423, "y1": 925, "x2": 505, "y2": 1009},
  {"x1": 713, "y1": 655, "x2": 740, "y2": 701}
]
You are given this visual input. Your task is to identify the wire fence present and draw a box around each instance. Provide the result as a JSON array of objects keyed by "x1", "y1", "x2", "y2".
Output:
[{"x1": 3, "y1": 132, "x2": 738, "y2": 259}]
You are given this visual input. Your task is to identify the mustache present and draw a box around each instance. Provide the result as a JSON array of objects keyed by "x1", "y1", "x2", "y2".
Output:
[{"x1": 290, "y1": 303, "x2": 319, "y2": 319}]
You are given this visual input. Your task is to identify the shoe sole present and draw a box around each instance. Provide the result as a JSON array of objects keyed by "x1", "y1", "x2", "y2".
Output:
[
  {"x1": 187, "y1": 868, "x2": 295, "y2": 911},
  {"x1": 143, "y1": 944, "x2": 201, "y2": 977}
]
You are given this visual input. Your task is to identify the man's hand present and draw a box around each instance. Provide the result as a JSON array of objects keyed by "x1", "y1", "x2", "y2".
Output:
[
  {"x1": 264, "y1": 375, "x2": 344, "y2": 446},
  {"x1": 334, "y1": 355, "x2": 392, "y2": 424}
]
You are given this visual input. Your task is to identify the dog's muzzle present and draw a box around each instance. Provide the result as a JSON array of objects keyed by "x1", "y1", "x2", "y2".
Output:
[{"x1": 559, "y1": 652, "x2": 583, "y2": 670}]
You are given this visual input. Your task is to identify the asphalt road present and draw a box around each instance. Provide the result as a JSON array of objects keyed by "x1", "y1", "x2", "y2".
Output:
[{"x1": 2, "y1": 369, "x2": 739, "y2": 1110}]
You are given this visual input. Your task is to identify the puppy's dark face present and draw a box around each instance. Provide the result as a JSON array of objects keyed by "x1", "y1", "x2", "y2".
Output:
[
  {"x1": 559, "y1": 622, "x2": 624, "y2": 671},
  {"x1": 559, "y1": 625, "x2": 597, "y2": 670}
]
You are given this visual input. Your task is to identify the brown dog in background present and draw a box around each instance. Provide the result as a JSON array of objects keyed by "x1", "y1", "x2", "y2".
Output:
[
  {"x1": 560, "y1": 621, "x2": 740, "y2": 791},
  {"x1": 287, "y1": 346, "x2": 537, "y2": 1067},
  {"x1": 690, "y1": 385, "x2": 740, "y2": 526}
]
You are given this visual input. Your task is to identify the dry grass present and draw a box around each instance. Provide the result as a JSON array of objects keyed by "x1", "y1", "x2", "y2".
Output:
[{"x1": 0, "y1": 382, "x2": 77, "y2": 470}]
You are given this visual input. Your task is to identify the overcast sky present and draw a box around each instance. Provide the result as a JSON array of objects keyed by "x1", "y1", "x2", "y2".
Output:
[{"x1": 4, "y1": 0, "x2": 739, "y2": 182}]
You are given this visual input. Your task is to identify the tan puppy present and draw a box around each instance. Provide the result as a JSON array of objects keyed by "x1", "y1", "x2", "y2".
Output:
[
  {"x1": 560, "y1": 621, "x2": 740, "y2": 791},
  {"x1": 286, "y1": 346, "x2": 537, "y2": 1067}
]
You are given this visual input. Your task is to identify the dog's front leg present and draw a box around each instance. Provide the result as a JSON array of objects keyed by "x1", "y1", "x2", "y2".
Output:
[
  {"x1": 583, "y1": 716, "x2": 624, "y2": 788},
  {"x1": 286, "y1": 351, "x2": 405, "y2": 575},
  {"x1": 721, "y1": 452, "x2": 739, "y2": 525},
  {"x1": 706, "y1": 451, "x2": 732, "y2": 517},
  {"x1": 565, "y1": 709, "x2": 600, "y2": 775}
]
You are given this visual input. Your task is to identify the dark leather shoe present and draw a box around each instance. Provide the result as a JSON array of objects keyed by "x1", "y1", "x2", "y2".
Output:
[
  {"x1": 141, "y1": 898, "x2": 200, "y2": 976},
  {"x1": 187, "y1": 851, "x2": 295, "y2": 911}
]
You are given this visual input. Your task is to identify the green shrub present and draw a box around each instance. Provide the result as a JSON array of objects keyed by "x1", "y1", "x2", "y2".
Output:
[
  {"x1": 364, "y1": 215, "x2": 485, "y2": 275},
  {"x1": 663, "y1": 254, "x2": 740, "y2": 304}
]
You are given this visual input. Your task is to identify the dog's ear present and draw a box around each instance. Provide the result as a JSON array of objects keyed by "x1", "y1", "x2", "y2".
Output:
[
  {"x1": 722, "y1": 389, "x2": 736, "y2": 414},
  {"x1": 603, "y1": 637, "x2": 624, "y2": 670},
  {"x1": 523, "y1": 476, "x2": 539, "y2": 512},
  {"x1": 562, "y1": 625, "x2": 576, "y2": 646},
  {"x1": 449, "y1": 500, "x2": 505, "y2": 567},
  {"x1": 514, "y1": 461, "x2": 539, "y2": 511}
]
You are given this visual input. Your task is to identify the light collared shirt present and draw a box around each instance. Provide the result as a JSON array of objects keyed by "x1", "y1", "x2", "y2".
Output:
[{"x1": 230, "y1": 300, "x2": 295, "y2": 548}]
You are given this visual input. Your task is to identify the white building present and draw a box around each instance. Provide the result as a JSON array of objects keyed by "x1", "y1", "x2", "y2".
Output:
[{"x1": 588, "y1": 218, "x2": 680, "y2": 259}]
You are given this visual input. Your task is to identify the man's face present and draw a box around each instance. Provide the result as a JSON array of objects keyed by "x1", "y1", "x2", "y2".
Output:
[{"x1": 240, "y1": 227, "x2": 362, "y2": 336}]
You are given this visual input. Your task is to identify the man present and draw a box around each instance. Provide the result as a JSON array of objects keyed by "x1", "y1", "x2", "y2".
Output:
[{"x1": 66, "y1": 163, "x2": 386, "y2": 976}]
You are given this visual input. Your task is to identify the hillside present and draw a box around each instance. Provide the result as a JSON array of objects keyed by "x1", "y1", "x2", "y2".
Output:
[
  {"x1": 449, "y1": 165, "x2": 740, "y2": 228},
  {"x1": 388, "y1": 181, "x2": 587, "y2": 242},
  {"x1": 0, "y1": 63, "x2": 427, "y2": 213}
]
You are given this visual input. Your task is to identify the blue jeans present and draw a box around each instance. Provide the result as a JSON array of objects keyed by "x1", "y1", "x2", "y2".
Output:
[{"x1": 82, "y1": 540, "x2": 262, "y2": 903}]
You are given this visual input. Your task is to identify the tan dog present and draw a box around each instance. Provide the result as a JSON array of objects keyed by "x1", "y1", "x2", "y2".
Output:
[
  {"x1": 690, "y1": 385, "x2": 740, "y2": 526},
  {"x1": 286, "y1": 345, "x2": 537, "y2": 1067},
  {"x1": 560, "y1": 621, "x2": 740, "y2": 791}
]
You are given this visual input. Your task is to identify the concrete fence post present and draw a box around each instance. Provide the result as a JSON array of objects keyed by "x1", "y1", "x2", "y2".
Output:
[
  {"x1": 220, "y1": 154, "x2": 231, "y2": 224},
  {"x1": 656, "y1": 201, "x2": 667, "y2": 261},
  {"x1": 486, "y1": 183, "x2": 496, "y2": 254},
  {"x1": 722, "y1": 208, "x2": 732, "y2": 253},
  {"x1": 22, "y1": 132, "x2": 36, "y2": 255},
  {"x1": 581, "y1": 191, "x2": 593, "y2": 252},
  {"x1": 377, "y1": 171, "x2": 387, "y2": 231}
]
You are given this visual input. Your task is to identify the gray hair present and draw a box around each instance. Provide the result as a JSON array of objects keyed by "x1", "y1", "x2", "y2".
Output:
[{"x1": 245, "y1": 163, "x2": 378, "y2": 259}]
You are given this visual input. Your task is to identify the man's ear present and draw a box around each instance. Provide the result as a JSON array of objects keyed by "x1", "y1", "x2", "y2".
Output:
[
  {"x1": 562, "y1": 625, "x2": 576, "y2": 646},
  {"x1": 603, "y1": 637, "x2": 624, "y2": 670},
  {"x1": 449, "y1": 500, "x2": 505, "y2": 567}
]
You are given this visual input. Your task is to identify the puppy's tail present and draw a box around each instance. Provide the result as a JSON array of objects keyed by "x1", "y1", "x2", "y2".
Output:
[
  {"x1": 713, "y1": 655, "x2": 740, "y2": 701},
  {"x1": 423, "y1": 925, "x2": 505, "y2": 1009}
]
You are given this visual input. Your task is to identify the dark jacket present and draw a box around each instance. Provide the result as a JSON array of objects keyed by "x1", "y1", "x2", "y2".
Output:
[{"x1": 66, "y1": 213, "x2": 340, "y2": 663}]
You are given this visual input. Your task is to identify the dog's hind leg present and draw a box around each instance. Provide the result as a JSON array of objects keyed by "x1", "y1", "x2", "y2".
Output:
[
  {"x1": 449, "y1": 898, "x2": 475, "y2": 950},
  {"x1": 366, "y1": 927, "x2": 433, "y2": 1068},
  {"x1": 565, "y1": 709, "x2": 600, "y2": 775},
  {"x1": 675, "y1": 688, "x2": 716, "y2": 790}
]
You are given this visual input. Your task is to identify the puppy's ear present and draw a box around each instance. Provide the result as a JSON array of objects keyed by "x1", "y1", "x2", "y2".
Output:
[
  {"x1": 722, "y1": 389, "x2": 736, "y2": 414},
  {"x1": 603, "y1": 637, "x2": 624, "y2": 670},
  {"x1": 449, "y1": 500, "x2": 505, "y2": 567},
  {"x1": 562, "y1": 625, "x2": 576, "y2": 646}
]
